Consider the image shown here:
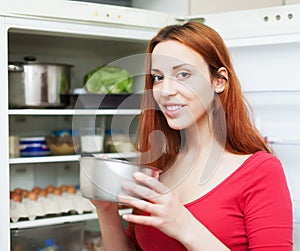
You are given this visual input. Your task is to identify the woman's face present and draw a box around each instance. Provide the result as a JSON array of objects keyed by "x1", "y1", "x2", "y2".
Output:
[{"x1": 151, "y1": 40, "x2": 215, "y2": 130}]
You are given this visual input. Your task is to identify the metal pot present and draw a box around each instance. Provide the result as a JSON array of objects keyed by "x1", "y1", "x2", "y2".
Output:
[
  {"x1": 80, "y1": 157, "x2": 161, "y2": 202},
  {"x1": 8, "y1": 57, "x2": 73, "y2": 108}
]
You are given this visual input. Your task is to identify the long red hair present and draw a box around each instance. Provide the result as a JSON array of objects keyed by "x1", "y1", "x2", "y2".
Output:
[{"x1": 136, "y1": 22, "x2": 270, "y2": 171}]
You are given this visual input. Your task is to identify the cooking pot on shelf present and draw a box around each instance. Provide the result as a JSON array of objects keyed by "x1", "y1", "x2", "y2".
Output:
[{"x1": 8, "y1": 56, "x2": 73, "y2": 108}]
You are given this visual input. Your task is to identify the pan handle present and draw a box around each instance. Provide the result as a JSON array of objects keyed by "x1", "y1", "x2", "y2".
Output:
[{"x1": 8, "y1": 64, "x2": 24, "y2": 72}]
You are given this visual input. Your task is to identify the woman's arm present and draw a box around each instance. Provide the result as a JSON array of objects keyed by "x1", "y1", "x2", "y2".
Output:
[
  {"x1": 242, "y1": 156, "x2": 293, "y2": 250},
  {"x1": 91, "y1": 201, "x2": 136, "y2": 251}
]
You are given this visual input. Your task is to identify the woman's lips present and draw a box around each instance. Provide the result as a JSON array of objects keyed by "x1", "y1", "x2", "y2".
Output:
[{"x1": 164, "y1": 104, "x2": 185, "y2": 117}]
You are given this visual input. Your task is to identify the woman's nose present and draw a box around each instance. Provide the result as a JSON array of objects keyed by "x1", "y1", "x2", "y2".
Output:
[{"x1": 160, "y1": 76, "x2": 177, "y2": 96}]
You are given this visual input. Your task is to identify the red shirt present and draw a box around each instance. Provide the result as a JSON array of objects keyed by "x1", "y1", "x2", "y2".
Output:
[{"x1": 128, "y1": 151, "x2": 293, "y2": 250}]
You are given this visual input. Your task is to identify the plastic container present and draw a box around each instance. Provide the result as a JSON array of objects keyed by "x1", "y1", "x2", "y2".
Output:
[
  {"x1": 19, "y1": 137, "x2": 50, "y2": 157},
  {"x1": 11, "y1": 222, "x2": 85, "y2": 251},
  {"x1": 80, "y1": 128, "x2": 104, "y2": 153}
]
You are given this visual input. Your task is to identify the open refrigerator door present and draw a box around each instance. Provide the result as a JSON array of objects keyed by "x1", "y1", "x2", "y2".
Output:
[{"x1": 245, "y1": 91, "x2": 300, "y2": 249}]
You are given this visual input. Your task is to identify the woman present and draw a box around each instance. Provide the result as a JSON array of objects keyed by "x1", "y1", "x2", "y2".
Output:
[{"x1": 92, "y1": 22, "x2": 293, "y2": 250}]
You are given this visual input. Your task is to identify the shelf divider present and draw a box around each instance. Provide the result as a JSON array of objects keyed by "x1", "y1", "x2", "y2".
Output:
[
  {"x1": 10, "y1": 208, "x2": 132, "y2": 229},
  {"x1": 9, "y1": 152, "x2": 138, "y2": 164},
  {"x1": 9, "y1": 109, "x2": 141, "y2": 116}
]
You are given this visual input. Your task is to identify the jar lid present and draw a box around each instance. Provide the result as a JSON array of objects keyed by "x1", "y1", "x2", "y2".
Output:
[{"x1": 20, "y1": 137, "x2": 46, "y2": 141}]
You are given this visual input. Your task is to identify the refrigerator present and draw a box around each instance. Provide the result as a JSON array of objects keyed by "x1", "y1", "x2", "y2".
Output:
[{"x1": 1, "y1": 1, "x2": 299, "y2": 250}]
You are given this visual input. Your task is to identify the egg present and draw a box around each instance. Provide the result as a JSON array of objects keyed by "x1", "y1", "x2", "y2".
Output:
[
  {"x1": 60, "y1": 185, "x2": 68, "y2": 193},
  {"x1": 67, "y1": 185, "x2": 76, "y2": 194},
  {"x1": 53, "y1": 187, "x2": 62, "y2": 196},
  {"x1": 10, "y1": 191, "x2": 22, "y2": 202},
  {"x1": 21, "y1": 189, "x2": 29, "y2": 198},
  {"x1": 25, "y1": 191, "x2": 38, "y2": 201},
  {"x1": 38, "y1": 189, "x2": 48, "y2": 197},
  {"x1": 31, "y1": 186, "x2": 42, "y2": 194},
  {"x1": 13, "y1": 188, "x2": 23, "y2": 195},
  {"x1": 45, "y1": 185, "x2": 55, "y2": 193}
]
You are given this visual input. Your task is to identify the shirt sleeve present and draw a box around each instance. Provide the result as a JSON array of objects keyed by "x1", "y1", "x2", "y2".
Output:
[{"x1": 242, "y1": 155, "x2": 293, "y2": 250}]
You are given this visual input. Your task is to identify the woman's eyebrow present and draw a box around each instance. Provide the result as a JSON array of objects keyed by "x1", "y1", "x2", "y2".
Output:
[
  {"x1": 150, "y1": 68, "x2": 161, "y2": 73},
  {"x1": 151, "y1": 63, "x2": 194, "y2": 72},
  {"x1": 173, "y1": 63, "x2": 194, "y2": 69}
]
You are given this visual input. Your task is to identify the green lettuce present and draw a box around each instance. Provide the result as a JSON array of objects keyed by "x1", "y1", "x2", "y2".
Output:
[{"x1": 84, "y1": 66, "x2": 133, "y2": 94}]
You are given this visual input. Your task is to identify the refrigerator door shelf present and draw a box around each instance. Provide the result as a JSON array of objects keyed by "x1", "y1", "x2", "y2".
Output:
[{"x1": 244, "y1": 91, "x2": 300, "y2": 142}]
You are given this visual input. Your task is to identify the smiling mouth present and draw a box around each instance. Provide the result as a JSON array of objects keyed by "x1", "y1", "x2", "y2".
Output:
[{"x1": 166, "y1": 105, "x2": 184, "y2": 111}]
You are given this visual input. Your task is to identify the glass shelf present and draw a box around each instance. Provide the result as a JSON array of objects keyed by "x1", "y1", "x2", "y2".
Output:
[
  {"x1": 243, "y1": 91, "x2": 300, "y2": 144},
  {"x1": 9, "y1": 109, "x2": 141, "y2": 116},
  {"x1": 9, "y1": 152, "x2": 138, "y2": 165},
  {"x1": 244, "y1": 90, "x2": 300, "y2": 107},
  {"x1": 267, "y1": 137, "x2": 300, "y2": 146}
]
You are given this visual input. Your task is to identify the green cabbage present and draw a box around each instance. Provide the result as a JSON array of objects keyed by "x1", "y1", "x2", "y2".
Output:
[{"x1": 84, "y1": 66, "x2": 133, "y2": 94}]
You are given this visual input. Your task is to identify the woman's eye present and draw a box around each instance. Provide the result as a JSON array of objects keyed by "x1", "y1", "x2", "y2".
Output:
[
  {"x1": 177, "y1": 71, "x2": 190, "y2": 80},
  {"x1": 152, "y1": 74, "x2": 164, "y2": 83}
]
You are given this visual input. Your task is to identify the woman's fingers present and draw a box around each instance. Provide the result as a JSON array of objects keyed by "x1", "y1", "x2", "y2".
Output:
[
  {"x1": 133, "y1": 172, "x2": 168, "y2": 194},
  {"x1": 118, "y1": 193, "x2": 161, "y2": 216},
  {"x1": 121, "y1": 180, "x2": 159, "y2": 202},
  {"x1": 120, "y1": 172, "x2": 171, "y2": 203},
  {"x1": 122, "y1": 212, "x2": 159, "y2": 226}
]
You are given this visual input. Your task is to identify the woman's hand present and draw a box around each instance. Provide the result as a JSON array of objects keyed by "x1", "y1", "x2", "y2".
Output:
[{"x1": 118, "y1": 172, "x2": 193, "y2": 242}]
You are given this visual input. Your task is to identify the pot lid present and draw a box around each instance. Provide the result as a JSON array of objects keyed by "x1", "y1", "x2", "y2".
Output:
[{"x1": 9, "y1": 56, "x2": 73, "y2": 67}]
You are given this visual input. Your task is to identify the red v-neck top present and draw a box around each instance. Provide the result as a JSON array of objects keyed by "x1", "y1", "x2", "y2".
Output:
[{"x1": 128, "y1": 151, "x2": 293, "y2": 250}]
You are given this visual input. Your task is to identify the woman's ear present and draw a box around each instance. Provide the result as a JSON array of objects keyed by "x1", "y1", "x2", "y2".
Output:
[{"x1": 213, "y1": 67, "x2": 228, "y2": 94}]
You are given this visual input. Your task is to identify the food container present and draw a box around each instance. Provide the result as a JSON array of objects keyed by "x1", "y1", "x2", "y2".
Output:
[
  {"x1": 11, "y1": 222, "x2": 85, "y2": 251},
  {"x1": 46, "y1": 133, "x2": 80, "y2": 155},
  {"x1": 19, "y1": 137, "x2": 50, "y2": 157},
  {"x1": 80, "y1": 157, "x2": 161, "y2": 202},
  {"x1": 80, "y1": 127, "x2": 104, "y2": 153},
  {"x1": 104, "y1": 130, "x2": 135, "y2": 153},
  {"x1": 8, "y1": 57, "x2": 72, "y2": 108}
]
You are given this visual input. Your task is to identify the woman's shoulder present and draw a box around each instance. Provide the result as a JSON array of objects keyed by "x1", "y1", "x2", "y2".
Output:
[
  {"x1": 241, "y1": 150, "x2": 287, "y2": 188},
  {"x1": 244, "y1": 150, "x2": 282, "y2": 170},
  {"x1": 221, "y1": 150, "x2": 280, "y2": 179}
]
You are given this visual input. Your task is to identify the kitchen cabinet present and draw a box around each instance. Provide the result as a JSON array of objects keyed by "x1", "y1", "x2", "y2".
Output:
[{"x1": 1, "y1": 1, "x2": 300, "y2": 250}]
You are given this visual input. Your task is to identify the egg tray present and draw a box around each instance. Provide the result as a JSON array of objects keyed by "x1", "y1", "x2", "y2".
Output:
[{"x1": 10, "y1": 191, "x2": 95, "y2": 222}]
